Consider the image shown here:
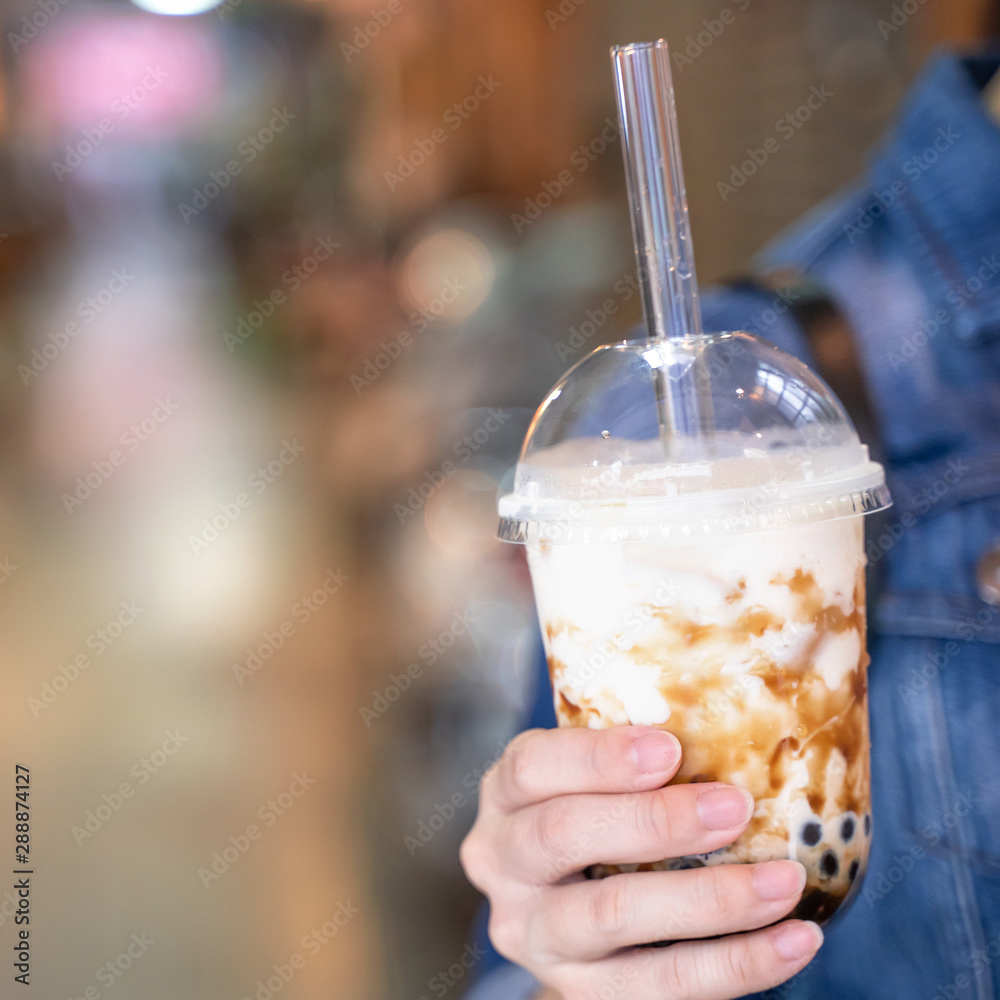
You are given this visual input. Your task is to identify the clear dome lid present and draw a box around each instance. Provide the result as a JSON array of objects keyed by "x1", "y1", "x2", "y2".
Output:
[
  {"x1": 498, "y1": 331, "x2": 891, "y2": 544},
  {"x1": 498, "y1": 42, "x2": 890, "y2": 544}
]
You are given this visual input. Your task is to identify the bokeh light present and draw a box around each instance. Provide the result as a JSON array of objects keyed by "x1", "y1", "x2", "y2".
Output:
[
  {"x1": 130, "y1": 0, "x2": 225, "y2": 16},
  {"x1": 396, "y1": 228, "x2": 496, "y2": 323}
]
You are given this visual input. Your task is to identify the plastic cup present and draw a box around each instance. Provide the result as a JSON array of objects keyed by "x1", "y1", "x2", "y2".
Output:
[{"x1": 499, "y1": 333, "x2": 891, "y2": 924}]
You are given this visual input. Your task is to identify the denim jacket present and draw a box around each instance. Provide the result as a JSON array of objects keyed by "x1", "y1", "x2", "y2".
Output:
[{"x1": 469, "y1": 51, "x2": 1000, "y2": 1000}]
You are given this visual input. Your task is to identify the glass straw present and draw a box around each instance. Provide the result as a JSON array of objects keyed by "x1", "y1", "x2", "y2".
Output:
[
  {"x1": 612, "y1": 40, "x2": 703, "y2": 342},
  {"x1": 612, "y1": 40, "x2": 709, "y2": 445}
]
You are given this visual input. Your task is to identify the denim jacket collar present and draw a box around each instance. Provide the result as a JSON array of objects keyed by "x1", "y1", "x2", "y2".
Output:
[{"x1": 870, "y1": 52, "x2": 1000, "y2": 343}]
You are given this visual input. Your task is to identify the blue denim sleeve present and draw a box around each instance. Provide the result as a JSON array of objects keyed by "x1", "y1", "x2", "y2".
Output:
[
  {"x1": 699, "y1": 284, "x2": 814, "y2": 366},
  {"x1": 466, "y1": 962, "x2": 541, "y2": 1000},
  {"x1": 463, "y1": 962, "x2": 541, "y2": 1000}
]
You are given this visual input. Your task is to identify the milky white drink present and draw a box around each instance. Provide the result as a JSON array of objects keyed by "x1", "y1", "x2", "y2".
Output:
[{"x1": 526, "y1": 503, "x2": 871, "y2": 923}]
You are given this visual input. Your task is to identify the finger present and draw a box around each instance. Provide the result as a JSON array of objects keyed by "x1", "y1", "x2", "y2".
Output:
[
  {"x1": 483, "y1": 727, "x2": 682, "y2": 814},
  {"x1": 568, "y1": 919, "x2": 822, "y2": 1000},
  {"x1": 531, "y1": 861, "x2": 806, "y2": 961},
  {"x1": 506, "y1": 781, "x2": 754, "y2": 884}
]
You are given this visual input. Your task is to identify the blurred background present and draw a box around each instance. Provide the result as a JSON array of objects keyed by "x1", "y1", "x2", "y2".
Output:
[{"x1": 0, "y1": 0, "x2": 991, "y2": 997}]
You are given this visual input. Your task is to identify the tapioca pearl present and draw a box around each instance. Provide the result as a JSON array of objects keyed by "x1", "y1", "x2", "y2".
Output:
[
  {"x1": 672, "y1": 858, "x2": 706, "y2": 870},
  {"x1": 819, "y1": 850, "x2": 839, "y2": 879},
  {"x1": 839, "y1": 812, "x2": 857, "y2": 844},
  {"x1": 849, "y1": 859, "x2": 859, "y2": 882},
  {"x1": 799, "y1": 818, "x2": 823, "y2": 847},
  {"x1": 864, "y1": 813, "x2": 871, "y2": 836},
  {"x1": 694, "y1": 846, "x2": 728, "y2": 861}
]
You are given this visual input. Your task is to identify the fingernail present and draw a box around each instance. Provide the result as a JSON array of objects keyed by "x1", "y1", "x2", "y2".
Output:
[
  {"x1": 695, "y1": 786, "x2": 753, "y2": 829},
  {"x1": 630, "y1": 732, "x2": 680, "y2": 773},
  {"x1": 773, "y1": 922, "x2": 823, "y2": 962},
  {"x1": 752, "y1": 861, "x2": 806, "y2": 901}
]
